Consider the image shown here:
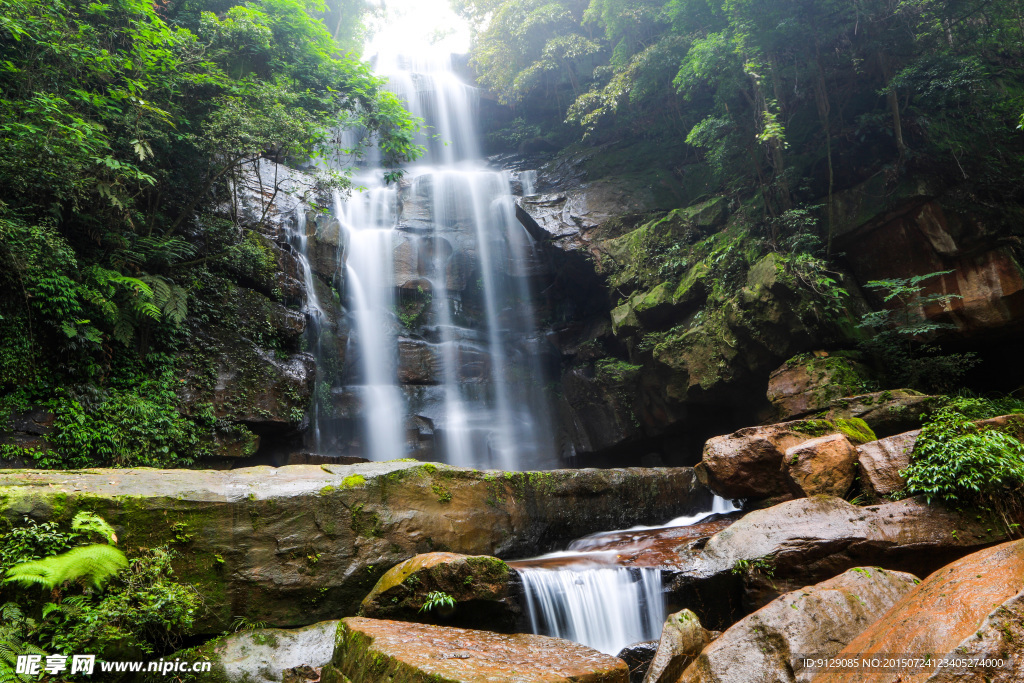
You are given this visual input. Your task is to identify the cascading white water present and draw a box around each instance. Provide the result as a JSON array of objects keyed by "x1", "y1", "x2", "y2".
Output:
[
  {"x1": 515, "y1": 496, "x2": 740, "y2": 654},
  {"x1": 518, "y1": 567, "x2": 666, "y2": 655},
  {"x1": 286, "y1": 207, "x2": 327, "y2": 451},
  {"x1": 309, "y1": 15, "x2": 554, "y2": 467},
  {"x1": 334, "y1": 187, "x2": 408, "y2": 462}
]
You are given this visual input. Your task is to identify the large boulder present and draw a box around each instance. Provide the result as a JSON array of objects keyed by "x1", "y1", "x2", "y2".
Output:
[
  {"x1": 767, "y1": 354, "x2": 874, "y2": 421},
  {"x1": 670, "y1": 496, "x2": 1006, "y2": 625},
  {"x1": 677, "y1": 567, "x2": 919, "y2": 683},
  {"x1": 782, "y1": 433, "x2": 858, "y2": 498},
  {"x1": 814, "y1": 539, "x2": 1024, "y2": 683},
  {"x1": 193, "y1": 621, "x2": 339, "y2": 683},
  {"x1": 359, "y1": 552, "x2": 517, "y2": 631},
  {"x1": 643, "y1": 609, "x2": 717, "y2": 683},
  {"x1": 856, "y1": 429, "x2": 920, "y2": 498},
  {"x1": 696, "y1": 419, "x2": 875, "y2": 500},
  {"x1": 823, "y1": 390, "x2": 940, "y2": 437},
  {"x1": 0, "y1": 462, "x2": 709, "y2": 633},
  {"x1": 320, "y1": 617, "x2": 629, "y2": 683}
]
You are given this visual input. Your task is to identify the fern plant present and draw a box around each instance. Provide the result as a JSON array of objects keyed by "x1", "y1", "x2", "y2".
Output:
[
  {"x1": 3, "y1": 544, "x2": 128, "y2": 590},
  {"x1": 71, "y1": 511, "x2": 118, "y2": 544},
  {"x1": 0, "y1": 603, "x2": 44, "y2": 683},
  {"x1": 419, "y1": 591, "x2": 456, "y2": 613}
]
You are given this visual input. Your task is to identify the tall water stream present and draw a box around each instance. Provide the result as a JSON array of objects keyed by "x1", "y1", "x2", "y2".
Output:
[{"x1": 295, "y1": 23, "x2": 554, "y2": 468}]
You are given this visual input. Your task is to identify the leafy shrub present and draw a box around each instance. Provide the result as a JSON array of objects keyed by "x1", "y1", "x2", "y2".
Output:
[
  {"x1": 0, "y1": 515, "x2": 200, "y2": 679},
  {"x1": 903, "y1": 397, "x2": 1024, "y2": 513},
  {"x1": 859, "y1": 272, "x2": 978, "y2": 392}
]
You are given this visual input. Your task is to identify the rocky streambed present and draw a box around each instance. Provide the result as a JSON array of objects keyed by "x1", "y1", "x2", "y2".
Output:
[{"x1": 5, "y1": 416, "x2": 1022, "y2": 682}]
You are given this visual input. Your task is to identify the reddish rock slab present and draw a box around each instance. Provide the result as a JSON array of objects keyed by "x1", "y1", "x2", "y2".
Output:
[
  {"x1": 856, "y1": 429, "x2": 919, "y2": 497},
  {"x1": 678, "y1": 567, "x2": 919, "y2": 683},
  {"x1": 322, "y1": 617, "x2": 629, "y2": 683},
  {"x1": 813, "y1": 539, "x2": 1024, "y2": 683},
  {"x1": 509, "y1": 516, "x2": 738, "y2": 571}
]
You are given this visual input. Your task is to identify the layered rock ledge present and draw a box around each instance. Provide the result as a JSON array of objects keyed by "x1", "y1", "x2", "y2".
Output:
[
  {"x1": 0, "y1": 461, "x2": 709, "y2": 632},
  {"x1": 321, "y1": 617, "x2": 629, "y2": 683}
]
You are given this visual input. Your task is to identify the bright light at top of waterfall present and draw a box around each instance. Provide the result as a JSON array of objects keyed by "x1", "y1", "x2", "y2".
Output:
[{"x1": 364, "y1": 0, "x2": 471, "y2": 56}]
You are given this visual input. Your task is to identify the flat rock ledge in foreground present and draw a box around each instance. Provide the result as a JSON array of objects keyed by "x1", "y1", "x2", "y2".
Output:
[
  {"x1": 321, "y1": 617, "x2": 629, "y2": 683},
  {"x1": 0, "y1": 462, "x2": 708, "y2": 632}
]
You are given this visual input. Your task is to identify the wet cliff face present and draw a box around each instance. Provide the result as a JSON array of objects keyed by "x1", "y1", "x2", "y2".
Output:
[{"x1": 512, "y1": 149, "x2": 1024, "y2": 467}]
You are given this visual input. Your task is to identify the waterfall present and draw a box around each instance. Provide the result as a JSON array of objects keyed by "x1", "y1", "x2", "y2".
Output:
[
  {"x1": 518, "y1": 567, "x2": 666, "y2": 655},
  {"x1": 515, "y1": 495, "x2": 741, "y2": 654},
  {"x1": 305, "y1": 20, "x2": 554, "y2": 467}
]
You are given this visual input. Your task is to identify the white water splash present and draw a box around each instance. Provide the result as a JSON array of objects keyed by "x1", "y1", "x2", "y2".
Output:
[{"x1": 518, "y1": 567, "x2": 666, "y2": 655}]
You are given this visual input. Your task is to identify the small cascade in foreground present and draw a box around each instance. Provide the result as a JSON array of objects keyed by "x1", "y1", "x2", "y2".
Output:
[
  {"x1": 514, "y1": 496, "x2": 739, "y2": 655},
  {"x1": 518, "y1": 567, "x2": 665, "y2": 655}
]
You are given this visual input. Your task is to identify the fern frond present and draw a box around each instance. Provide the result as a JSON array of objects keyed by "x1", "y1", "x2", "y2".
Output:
[
  {"x1": 113, "y1": 317, "x2": 135, "y2": 346},
  {"x1": 164, "y1": 285, "x2": 188, "y2": 324},
  {"x1": 3, "y1": 545, "x2": 127, "y2": 590},
  {"x1": 71, "y1": 511, "x2": 117, "y2": 544},
  {"x1": 134, "y1": 300, "x2": 162, "y2": 320},
  {"x1": 140, "y1": 275, "x2": 171, "y2": 308},
  {"x1": 109, "y1": 275, "x2": 154, "y2": 300}
]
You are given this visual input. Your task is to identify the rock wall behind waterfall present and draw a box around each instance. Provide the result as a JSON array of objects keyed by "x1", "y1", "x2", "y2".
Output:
[{"x1": 506, "y1": 145, "x2": 1024, "y2": 467}]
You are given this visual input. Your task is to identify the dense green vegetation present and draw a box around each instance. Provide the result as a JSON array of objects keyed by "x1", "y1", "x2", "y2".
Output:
[
  {"x1": 461, "y1": 0, "x2": 1024, "y2": 220},
  {"x1": 904, "y1": 396, "x2": 1024, "y2": 522},
  {"x1": 0, "y1": 0, "x2": 420, "y2": 467},
  {"x1": 0, "y1": 513, "x2": 200, "y2": 681}
]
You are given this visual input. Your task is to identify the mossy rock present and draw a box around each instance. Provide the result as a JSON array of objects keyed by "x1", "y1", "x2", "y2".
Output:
[
  {"x1": 359, "y1": 552, "x2": 517, "y2": 632},
  {"x1": 324, "y1": 617, "x2": 629, "y2": 683}
]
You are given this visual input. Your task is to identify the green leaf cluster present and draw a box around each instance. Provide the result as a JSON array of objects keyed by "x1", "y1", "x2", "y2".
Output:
[
  {"x1": 0, "y1": 515, "x2": 200, "y2": 678},
  {"x1": 0, "y1": 0, "x2": 422, "y2": 467},
  {"x1": 904, "y1": 396, "x2": 1024, "y2": 509}
]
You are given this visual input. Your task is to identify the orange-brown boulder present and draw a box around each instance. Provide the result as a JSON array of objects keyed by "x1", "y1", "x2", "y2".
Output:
[
  {"x1": 813, "y1": 539, "x2": 1024, "y2": 683},
  {"x1": 320, "y1": 617, "x2": 629, "y2": 683},
  {"x1": 782, "y1": 433, "x2": 858, "y2": 497},
  {"x1": 678, "y1": 567, "x2": 919, "y2": 683}
]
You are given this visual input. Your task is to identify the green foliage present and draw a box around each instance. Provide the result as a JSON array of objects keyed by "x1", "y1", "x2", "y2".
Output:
[
  {"x1": 904, "y1": 397, "x2": 1024, "y2": 510},
  {"x1": 3, "y1": 545, "x2": 128, "y2": 591},
  {"x1": 466, "y1": 0, "x2": 1023, "y2": 220},
  {"x1": 418, "y1": 590, "x2": 456, "y2": 613},
  {"x1": 38, "y1": 548, "x2": 201, "y2": 658},
  {"x1": 0, "y1": 517, "x2": 200, "y2": 673},
  {"x1": 230, "y1": 616, "x2": 269, "y2": 632},
  {"x1": 731, "y1": 556, "x2": 774, "y2": 578},
  {"x1": 71, "y1": 512, "x2": 118, "y2": 545},
  {"x1": 859, "y1": 272, "x2": 978, "y2": 392},
  {"x1": 37, "y1": 366, "x2": 215, "y2": 469},
  {"x1": 0, "y1": 603, "x2": 45, "y2": 683},
  {"x1": 0, "y1": 0, "x2": 422, "y2": 461},
  {"x1": 0, "y1": 520, "x2": 76, "y2": 575}
]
